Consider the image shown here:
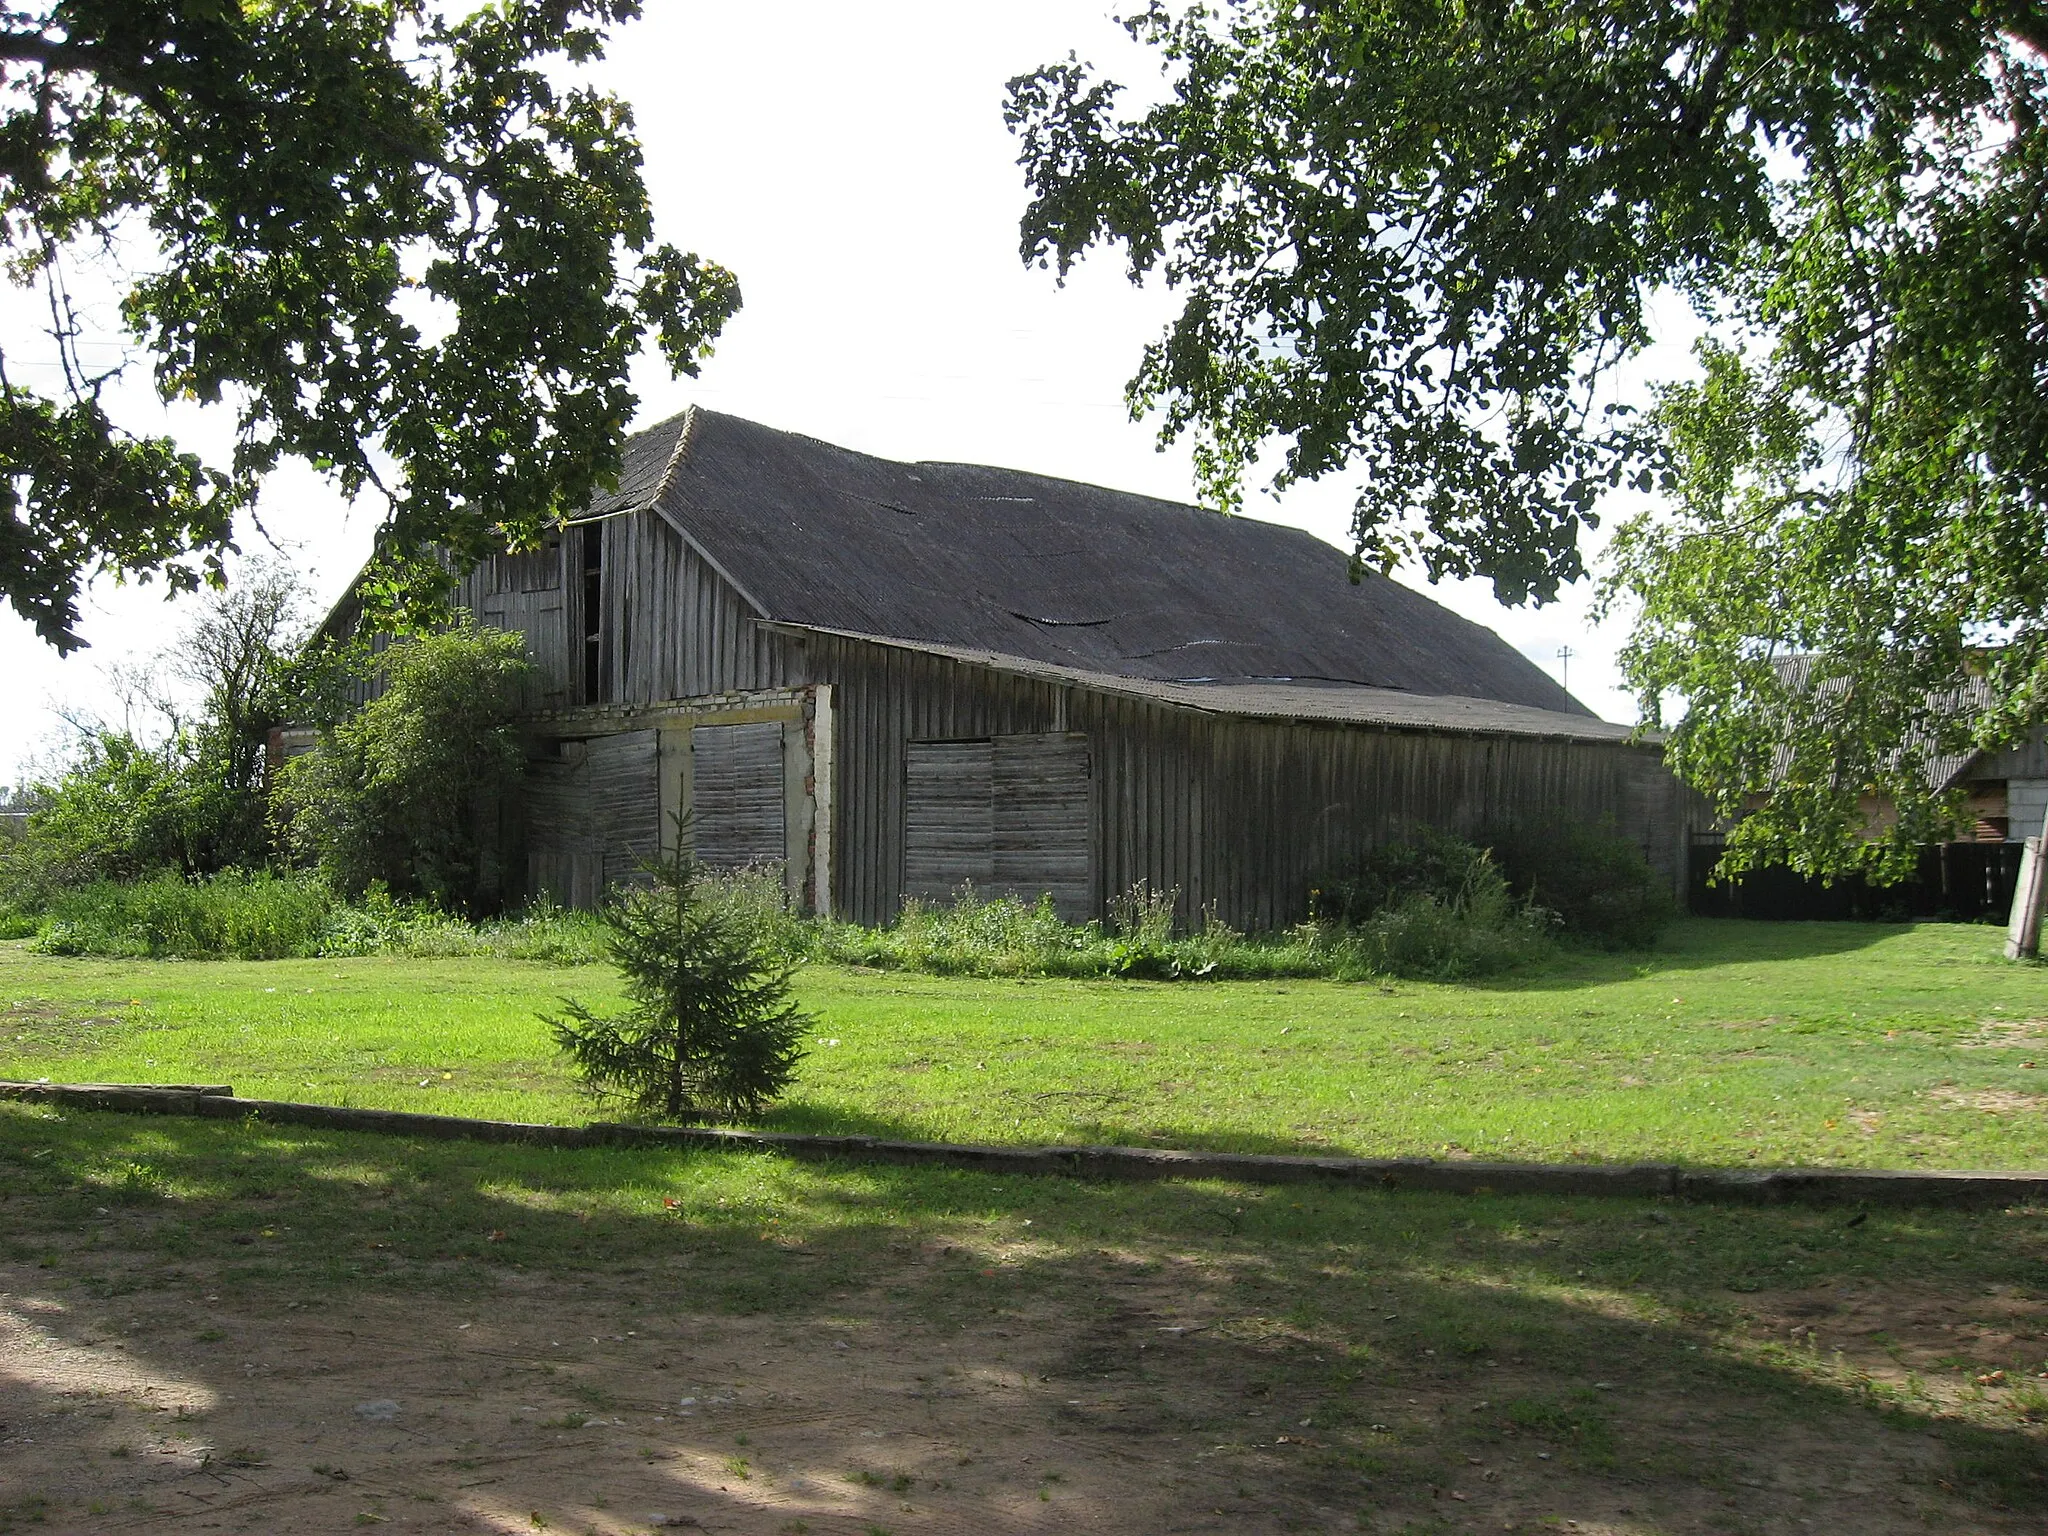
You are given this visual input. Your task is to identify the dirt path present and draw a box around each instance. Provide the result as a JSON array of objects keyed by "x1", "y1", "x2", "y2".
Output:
[{"x1": 5, "y1": 1251, "x2": 2043, "y2": 1536}]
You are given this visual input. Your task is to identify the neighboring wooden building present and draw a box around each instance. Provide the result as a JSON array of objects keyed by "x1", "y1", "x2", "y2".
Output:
[
  {"x1": 321, "y1": 408, "x2": 1693, "y2": 927},
  {"x1": 1760, "y1": 655, "x2": 2048, "y2": 846},
  {"x1": 1947, "y1": 737, "x2": 2048, "y2": 846}
]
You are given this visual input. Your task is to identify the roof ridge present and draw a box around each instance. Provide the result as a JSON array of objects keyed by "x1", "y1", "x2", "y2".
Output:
[{"x1": 649, "y1": 403, "x2": 701, "y2": 509}]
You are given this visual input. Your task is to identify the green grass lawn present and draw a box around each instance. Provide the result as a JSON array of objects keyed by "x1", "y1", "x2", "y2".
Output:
[{"x1": 3, "y1": 918, "x2": 2045, "y2": 1169}]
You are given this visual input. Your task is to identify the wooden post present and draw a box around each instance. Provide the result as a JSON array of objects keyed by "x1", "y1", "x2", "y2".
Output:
[
  {"x1": 809, "y1": 684, "x2": 835, "y2": 919},
  {"x1": 2008, "y1": 836, "x2": 2045, "y2": 961}
]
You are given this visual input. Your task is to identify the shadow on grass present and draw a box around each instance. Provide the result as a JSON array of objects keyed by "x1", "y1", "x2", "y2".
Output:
[
  {"x1": 3, "y1": 1100, "x2": 2045, "y2": 1529},
  {"x1": 1463, "y1": 916, "x2": 1919, "y2": 995},
  {"x1": 755, "y1": 1098, "x2": 1381, "y2": 1159}
]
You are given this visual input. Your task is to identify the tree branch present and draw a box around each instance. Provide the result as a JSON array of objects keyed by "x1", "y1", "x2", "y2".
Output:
[
  {"x1": 0, "y1": 31, "x2": 61, "y2": 67},
  {"x1": 0, "y1": 26, "x2": 182, "y2": 124}
]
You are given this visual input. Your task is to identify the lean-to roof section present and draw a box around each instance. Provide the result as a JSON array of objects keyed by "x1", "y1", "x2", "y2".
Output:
[{"x1": 767, "y1": 625, "x2": 1647, "y2": 745}]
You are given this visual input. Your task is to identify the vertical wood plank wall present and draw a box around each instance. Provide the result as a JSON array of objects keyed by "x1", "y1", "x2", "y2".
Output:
[
  {"x1": 602, "y1": 511, "x2": 791, "y2": 702},
  {"x1": 796, "y1": 633, "x2": 1690, "y2": 931},
  {"x1": 446, "y1": 510, "x2": 789, "y2": 706}
]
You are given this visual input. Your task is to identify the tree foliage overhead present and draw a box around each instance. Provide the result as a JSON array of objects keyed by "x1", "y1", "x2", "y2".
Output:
[
  {"x1": 1009, "y1": 1, "x2": 2048, "y2": 878},
  {"x1": 0, "y1": 0, "x2": 739, "y2": 652}
]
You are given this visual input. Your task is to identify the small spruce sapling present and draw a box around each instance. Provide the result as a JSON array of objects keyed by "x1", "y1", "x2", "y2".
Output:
[{"x1": 547, "y1": 832, "x2": 811, "y2": 1122}]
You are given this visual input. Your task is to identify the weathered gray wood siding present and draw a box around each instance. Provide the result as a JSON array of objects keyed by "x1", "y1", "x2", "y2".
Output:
[
  {"x1": 601, "y1": 510, "x2": 791, "y2": 703},
  {"x1": 992, "y1": 733, "x2": 1094, "y2": 918},
  {"x1": 523, "y1": 730, "x2": 661, "y2": 905},
  {"x1": 903, "y1": 740, "x2": 995, "y2": 898},
  {"x1": 465, "y1": 540, "x2": 575, "y2": 709},
  {"x1": 901, "y1": 734, "x2": 1093, "y2": 919},
  {"x1": 1974, "y1": 730, "x2": 2048, "y2": 781},
  {"x1": 353, "y1": 513, "x2": 1690, "y2": 932},
  {"x1": 793, "y1": 632, "x2": 1690, "y2": 931},
  {"x1": 692, "y1": 720, "x2": 787, "y2": 867},
  {"x1": 587, "y1": 730, "x2": 661, "y2": 886},
  {"x1": 442, "y1": 510, "x2": 790, "y2": 706}
]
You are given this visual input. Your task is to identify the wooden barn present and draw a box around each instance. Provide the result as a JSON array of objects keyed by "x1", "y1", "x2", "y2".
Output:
[{"x1": 321, "y1": 407, "x2": 1694, "y2": 927}]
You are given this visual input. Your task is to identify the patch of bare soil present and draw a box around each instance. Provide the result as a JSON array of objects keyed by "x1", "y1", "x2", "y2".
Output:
[
  {"x1": 1744, "y1": 1280, "x2": 2048, "y2": 1404},
  {"x1": 3, "y1": 1255, "x2": 2043, "y2": 1536},
  {"x1": 1927, "y1": 1087, "x2": 2048, "y2": 1114},
  {"x1": 1960, "y1": 1021, "x2": 2048, "y2": 1050},
  {"x1": 0, "y1": 999, "x2": 134, "y2": 1062}
]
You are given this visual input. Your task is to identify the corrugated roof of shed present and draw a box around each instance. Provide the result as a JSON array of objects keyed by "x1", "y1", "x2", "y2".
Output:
[
  {"x1": 1768, "y1": 654, "x2": 1989, "y2": 790},
  {"x1": 602, "y1": 408, "x2": 1593, "y2": 716}
]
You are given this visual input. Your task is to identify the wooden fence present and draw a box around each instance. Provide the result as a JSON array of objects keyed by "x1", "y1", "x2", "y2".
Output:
[{"x1": 1688, "y1": 834, "x2": 2025, "y2": 922}]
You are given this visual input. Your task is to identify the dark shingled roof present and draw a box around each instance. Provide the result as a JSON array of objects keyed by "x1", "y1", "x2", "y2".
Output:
[{"x1": 595, "y1": 408, "x2": 1592, "y2": 716}]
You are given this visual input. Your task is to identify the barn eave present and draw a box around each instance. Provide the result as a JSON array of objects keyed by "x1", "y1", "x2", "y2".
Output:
[{"x1": 760, "y1": 623, "x2": 1656, "y2": 748}]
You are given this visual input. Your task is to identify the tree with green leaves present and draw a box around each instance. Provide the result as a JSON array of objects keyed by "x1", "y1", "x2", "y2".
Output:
[
  {"x1": 548, "y1": 836, "x2": 811, "y2": 1123},
  {"x1": 1009, "y1": 1, "x2": 2048, "y2": 880},
  {"x1": 1, "y1": 561, "x2": 339, "y2": 898},
  {"x1": 273, "y1": 620, "x2": 531, "y2": 914},
  {"x1": 0, "y1": 0, "x2": 738, "y2": 653}
]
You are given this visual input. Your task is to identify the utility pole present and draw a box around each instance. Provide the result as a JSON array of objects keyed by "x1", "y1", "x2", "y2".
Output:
[
  {"x1": 2010, "y1": 837, "x2": 2044, "y2": 961},
  {"x1": 1556, "y1": 645, "x2": 1574, "y2": 694}
]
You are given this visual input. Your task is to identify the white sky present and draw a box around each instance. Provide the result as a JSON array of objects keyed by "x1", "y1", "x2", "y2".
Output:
[{"x1": 0, "y1": 0, "x2": 1702, "y2": 783}]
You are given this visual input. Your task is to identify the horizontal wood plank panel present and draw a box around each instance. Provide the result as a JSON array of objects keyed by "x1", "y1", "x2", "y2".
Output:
[
  {"x1": 524, "y1": 754, "x2": 599, "y2": 907},
  {"x1": 904, "y1": 740, "x2": 994, "y2": 900},
  {"x1": 587, "y1": 730, "x2": 661, "y2": 887},
  {"x1": 693, "y1": 721, "x2": 786, "y2": 868},
  {"x1": 993, "y1": 733, "x2": 1092, "y2": 919},
  {"x1": 524, "y1": 757, "x2": 590, "y2": 856}
]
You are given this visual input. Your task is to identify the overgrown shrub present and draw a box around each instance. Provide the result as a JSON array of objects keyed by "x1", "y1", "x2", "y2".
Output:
[
  {"x1": 0, "y1": 564, "x2": 346, "y2": 912},
  {"x1": 11, "y1": 872, "x2": 605, "y2": 963},
  {"x1": 692, "y1": 862, "x2": 810, "y2": 962},
  {"x1": 2, "y1": 831, "x2": 1568, "y2": 985},
  {"x1": 548, "y1": 844, "x2": 812, "y2": 1122},
  {"x1": 0, "y1": 732, "x2": 250, "y2": 908},
  {"x1": 1307, "y1": 827, "x2": 1561, "y2": 979},
  {"x1": 33, "y1": 869, "x2": 339, "y2": 960},
  {"x1": 1106, "y1": 881, "x2": 1180, "y2": 977},
  {"x1": 315, "y1": 888, "x2": 609, "y2": 962},
  {"x1": 1485, "y1": 816, "x2": 1676, "y2": 949},
  {"x1": 805, "y1": 869, "x2": 1549, "y2": 984},
  {"x1": 1350, "y1": 891, "x2": 1555, "y2": 980},
  {"x1": 5, "y1": 735, "x2": 175, "y2": 898},
  {"x1": 1310, "y1": 826, "x2": 1504, "y2": 926},
  {"x1": 861, "y1": 885, "x2": 1097, "y2": 977},
  {"x1": 275, "y1": 621, "x2": 531, "y2": 915}
]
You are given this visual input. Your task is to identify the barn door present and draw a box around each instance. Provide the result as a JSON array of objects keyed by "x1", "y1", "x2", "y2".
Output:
[
  {"x1": 523, "y1": 730, "x2": 658, "y2": 907},
  {"x1": 994, "y1": 734, "x2": 1093, "y2": 917},
  {"x1": 692, "y1": 721, "x2": 786, "y2": 868},
  {"x1": 904, "y1": 734, "x2": 1092, "y2": 918},
  {"x1": 525, "y1": 751, "x2": 597, "y2": 908},
  {"x1": 903, "y1": 740, "x2": 994, "y2": 901},
  {"x1": 588, "y1": 730, "x2": 660, "y2": 887}
]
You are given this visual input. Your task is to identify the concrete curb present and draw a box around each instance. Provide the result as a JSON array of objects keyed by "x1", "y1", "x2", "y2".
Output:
[{"x1": 2, "y1": 1081, "x2": 2043, "y2": 1208}]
